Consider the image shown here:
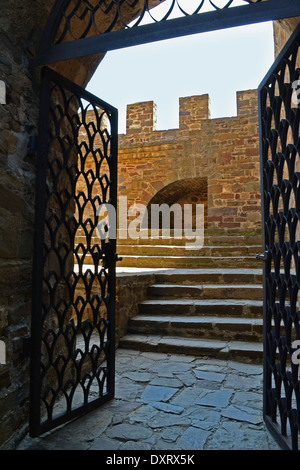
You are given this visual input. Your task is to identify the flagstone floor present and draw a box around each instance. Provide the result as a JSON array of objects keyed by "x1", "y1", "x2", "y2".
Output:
[{"x1": 18, "y1": 348, "x2": 281, "y2": 451}]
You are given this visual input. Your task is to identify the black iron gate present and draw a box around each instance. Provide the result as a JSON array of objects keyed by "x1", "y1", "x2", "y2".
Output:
[
  {"x1": 28, "y1": 0, "x2": 300, "y2": 445},
  {"x1": 30, "y1": 67, "x2": 118, "y2": 437},
  {"x1": 259, "y1": 24, "x2": 300, "y2": 450}
]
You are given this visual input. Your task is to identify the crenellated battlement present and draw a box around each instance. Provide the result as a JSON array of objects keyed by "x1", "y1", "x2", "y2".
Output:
[
  {"x1": 179, "y1": 94, "x2": 210, "y2": 130},
  {"x1": 124, "y1": 89, "x2": 258, "y2": 135},
  {"x1": 126, "y1": 100, "x2": 158, "y2": 134},
  {"x1": 79, "y1": 89, "x2": 258, "y2": 140}
]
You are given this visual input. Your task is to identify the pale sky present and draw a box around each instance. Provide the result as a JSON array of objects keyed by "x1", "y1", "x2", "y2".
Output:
[{"x1": 87, "y1": 20, "x2": 275, "y2": 134}]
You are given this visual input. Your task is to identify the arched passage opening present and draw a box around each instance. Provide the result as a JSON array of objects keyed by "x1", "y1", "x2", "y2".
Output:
[{"x1": 147, "y1": 177, "x2": 208, "y2": 230}]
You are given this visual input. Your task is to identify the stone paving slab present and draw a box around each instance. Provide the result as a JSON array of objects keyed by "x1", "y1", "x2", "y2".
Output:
[{"x1": 18, "y1": 349, "x2": 281, "y2": 451}]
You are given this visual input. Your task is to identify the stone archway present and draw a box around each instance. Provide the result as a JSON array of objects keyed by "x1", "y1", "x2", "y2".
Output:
[{"x1": 147, "y1": 177, "x2": 208, "y2": 230}]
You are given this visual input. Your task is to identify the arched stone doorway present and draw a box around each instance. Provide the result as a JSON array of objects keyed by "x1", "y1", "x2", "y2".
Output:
[{"x1": 147, "y1": 177, "x2": 208, "y2": 230}]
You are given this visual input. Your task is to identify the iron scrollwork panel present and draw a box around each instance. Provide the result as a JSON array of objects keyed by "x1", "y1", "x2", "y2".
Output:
[
  {"x1": 30, "y1": 66, "x2": 118, "y2": 437},
  {"x1": 259, "y1": 25, "x2": 300, "y2": 450}
]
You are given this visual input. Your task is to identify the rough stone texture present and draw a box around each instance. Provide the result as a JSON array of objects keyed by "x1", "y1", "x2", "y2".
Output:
[
  {"x1": 17, "y1": 349, "x2": 282, "y2": 451},
  {"x1": 141, "y1": 385, "x2": 179, "y2": 403},
  {"x1": 177, "y1": 426, "x2": 211, "y2": 450},
  {"x1": 0, "y1": 1, "x2": 54, "y2": 450},
  {"x1": 273, "y1": 18, "x2": 300, "y2": 57},
  {"x1": 106, "y1": 423, "x2": 153, "y2": 441},
  {"x1": 116, "y1": 273, "x2": 156, "y2": 341},
  {"x1": 74, "y1": 271, "x2": 155, "y2": 344}
]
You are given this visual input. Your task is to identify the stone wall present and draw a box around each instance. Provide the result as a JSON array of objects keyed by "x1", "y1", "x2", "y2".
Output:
[
  {"x1": 117, "y1": 90, "x2": 261, "y2": 233},
  {"x1": 78, "y1": 90, "x2": 261, "y2": 236},
  {"x1": 0, "y1": 1, "x2": 53, "y2": 449},
  {"x1": 74, "y1": 271, "x2": 155, "y2": 347},
  {"x1": 0, "y1": 1, "x2": 105, "y2": 447},
  {"x1": 273, "y1": 17, "x2": 300, "y2": 57}
]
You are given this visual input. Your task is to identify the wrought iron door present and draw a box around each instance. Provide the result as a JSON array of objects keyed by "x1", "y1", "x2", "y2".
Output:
[
  {"x1": 30, "y1": 67, "x2": 118, "y2": 437},
  {"x1": 259, "y1": 24, "x2": 300, "y2": 450}
]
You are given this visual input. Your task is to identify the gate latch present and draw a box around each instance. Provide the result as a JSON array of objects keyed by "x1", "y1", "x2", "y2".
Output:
[{"x1": 256, "y1": 251, "x2": 269, "y2": 261}]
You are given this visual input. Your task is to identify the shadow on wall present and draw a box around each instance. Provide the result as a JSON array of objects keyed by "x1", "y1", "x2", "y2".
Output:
[{"x1": 146, "y1": 177, "x2": 208, "y2": 230}]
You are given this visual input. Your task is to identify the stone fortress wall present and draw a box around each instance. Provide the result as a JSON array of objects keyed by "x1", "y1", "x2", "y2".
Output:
[{"x1": 117, "y1": 90, "x2": 261, "y2": 234}]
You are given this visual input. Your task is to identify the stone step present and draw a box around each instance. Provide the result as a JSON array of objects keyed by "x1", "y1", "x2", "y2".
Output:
[
  {"x1": 115, "y1": 228, "x2": 262, "y2": 245},
  {"x1": 148, "y1": 283, "x2": 263, "y2": 300},
  {"x1": 81, "y1": 253, "x2": 261, "y2": 268},
  {"x1": 138, "y1": 298, "x2": 263, "y2": 318},
  {"x1": 153, "y1": 269, "x2": 263, "y2": 285},
  {"x1": 116, "y1": 236, "x2": 262, "y2": 247},
  {"x1": 75, "y1": 233, "x2": 262, "y2": 247},
  {"x1": 128, "y1": 315, "x2": 264, "y2": 342},
  {"x1": 116, "y1": 244, "x2": 261, "y2": 257},
  {"x1": 118, "y1": 334, "x2": 264, "y2": 362},
  {"x1": 116, "y1": 255, "x2": 259, "y2": 269},
  {"x1": 118, "y1": 268, "x2": 264, "y2": 363}
]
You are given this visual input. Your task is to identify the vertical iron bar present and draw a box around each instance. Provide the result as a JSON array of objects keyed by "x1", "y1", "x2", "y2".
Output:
[
  {"x1": 106, "y1": 108, "x2": 118, "y2": 398},
  {"x1": 38, "y1": 0, "x2": 71, "y2": 53},
  {"x1": 258, "y1": 86, "x2": 267, "y2": 420}
]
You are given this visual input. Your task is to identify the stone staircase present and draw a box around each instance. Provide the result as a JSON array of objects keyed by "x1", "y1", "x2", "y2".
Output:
[
  {"x1": 74, "y1": 228, "x2": 265, "y2": 361},
  {"x1": 119, "y1": 268, "x2": 264, "y2": 362},
  {"x1": 115, "y1": 229, "x2": 262, "y2": 269},
  {"x1": 115, "y1": 229, "x2": 264, "y2": 362},
  {"x1": 74, "y1": 229, "x2": 262, "y2": 270}
]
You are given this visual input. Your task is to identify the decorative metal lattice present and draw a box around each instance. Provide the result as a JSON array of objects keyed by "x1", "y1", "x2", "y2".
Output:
[
  {"x1": 259, "y1": 24, "x2": 300, "y2": 450},
  {"x1": 53, "y1": 0, "x2": 262, "y2": 44},
  {"x1": 30, "y1": 67, "x2": 118, "y2": 437},
  {"x1": 32, "y1": 0, "x2": 300, "y2": 67}
]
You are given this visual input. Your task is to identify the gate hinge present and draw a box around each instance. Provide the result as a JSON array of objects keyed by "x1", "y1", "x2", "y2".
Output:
[{"x1": 22, "y1": 336, "x2": 31, "y2": 357}]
